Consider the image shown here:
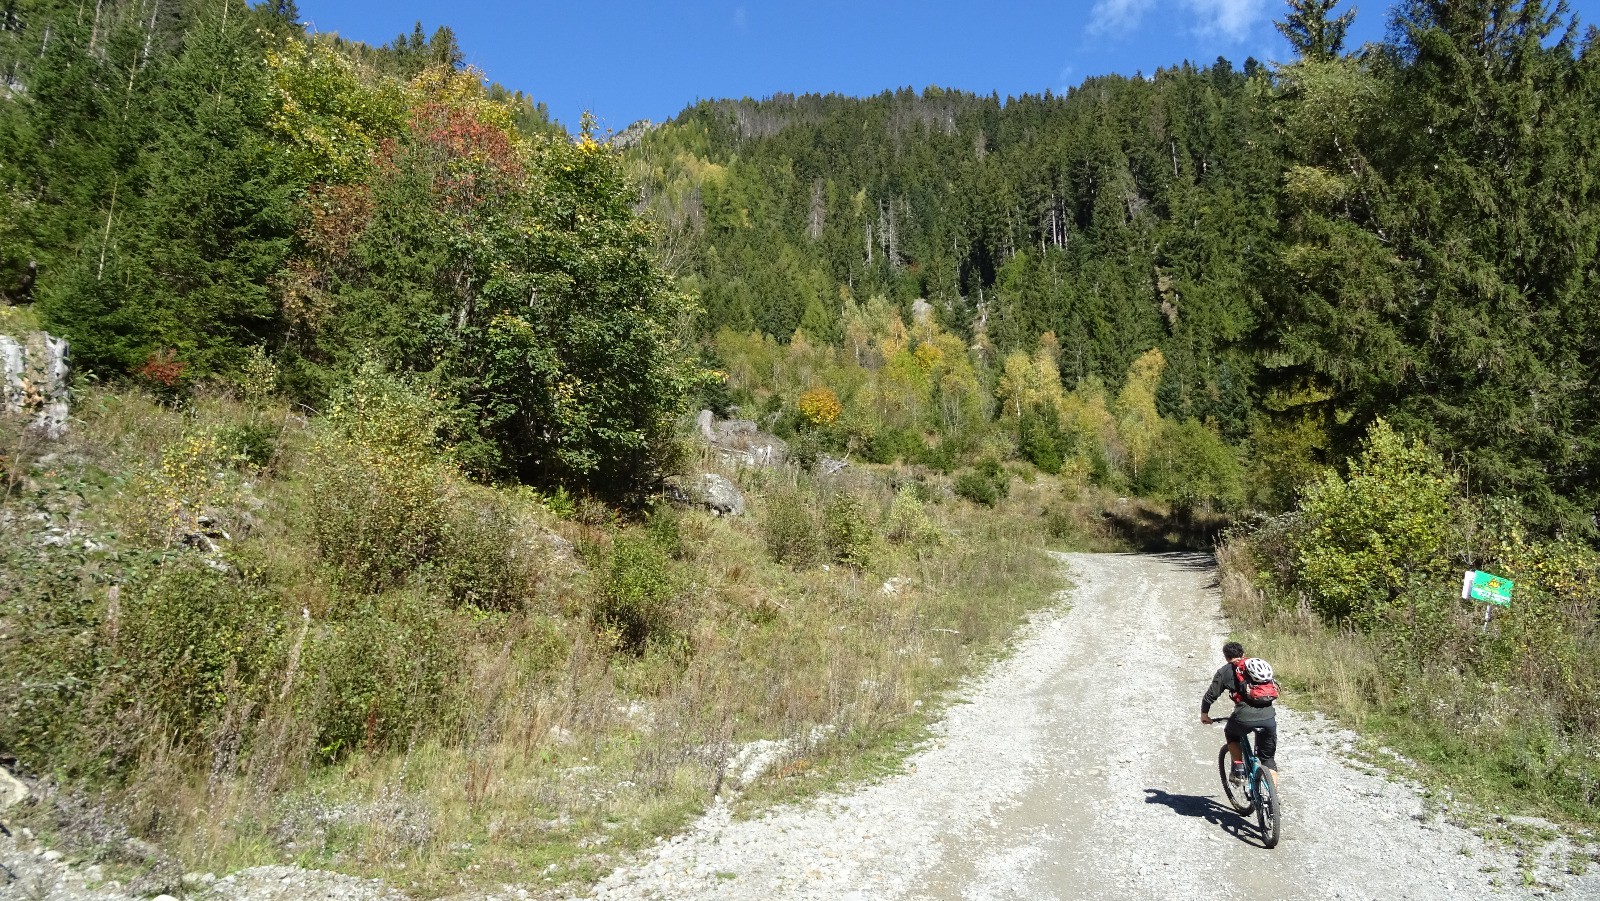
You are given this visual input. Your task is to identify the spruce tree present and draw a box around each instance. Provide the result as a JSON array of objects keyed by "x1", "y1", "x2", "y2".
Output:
[{"x1": 1275, "y1": 0, "x2": 1358, "y2": 61}]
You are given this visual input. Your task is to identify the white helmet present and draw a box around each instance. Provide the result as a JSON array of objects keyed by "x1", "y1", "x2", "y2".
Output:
[{"x1": 1244, "y1": 658, "x2": 1275, "y2": 683}]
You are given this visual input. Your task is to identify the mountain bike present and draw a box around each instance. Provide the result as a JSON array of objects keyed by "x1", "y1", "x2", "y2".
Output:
[{"x1": 1215, "y1": 717, "x2": 1281, "y2": 849}]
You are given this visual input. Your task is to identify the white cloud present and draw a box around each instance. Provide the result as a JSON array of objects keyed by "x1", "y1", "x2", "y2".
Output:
[
  {"x1": 1057, "y1": 63, "x2": 1079, "y2": 92},
  {"x1": 1089, "y1": 0, "x2": 1155, "y2": 37},
  {"x1": 1183, "y1": 0, "x2": 1270, "y2": 41},
  {"x1": 1089, "y1": 0, "x2": 1269, "y2": 43}
]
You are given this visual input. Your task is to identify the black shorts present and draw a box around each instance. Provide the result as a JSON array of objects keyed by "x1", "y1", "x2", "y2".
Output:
[{"x1": 1225, "y1": 717, "x2": 1278, "y2": 771}]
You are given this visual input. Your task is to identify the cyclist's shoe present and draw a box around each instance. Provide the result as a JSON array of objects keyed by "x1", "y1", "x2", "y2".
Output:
[{"x1": 1229, "y1": 761, "x2": 1246, "y2": 784}]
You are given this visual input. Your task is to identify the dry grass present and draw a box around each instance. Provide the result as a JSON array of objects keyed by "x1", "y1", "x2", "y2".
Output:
[
  {"x1": 171, "y1": 471, "x2": 1064, "y2": 895},
  {"x1": 1216, "y1": 538, "x2": 1386, "y2": 720},
  {"x1": 5, "y1": 387, "x2": 1078, "y2": 897},
  {"x1": 1216, "y1": 536, "x2": 1600, "y2": 832}
]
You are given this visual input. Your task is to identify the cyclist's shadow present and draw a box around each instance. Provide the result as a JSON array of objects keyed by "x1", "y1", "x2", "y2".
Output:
[{"x1": 1142, "y1": 788, "x2": 1271, "y2": 848}]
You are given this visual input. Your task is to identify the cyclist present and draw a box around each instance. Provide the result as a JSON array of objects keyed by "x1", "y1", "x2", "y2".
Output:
[{"x1": 1200, "y1": 641, "x2": 1277, "y2": 785}]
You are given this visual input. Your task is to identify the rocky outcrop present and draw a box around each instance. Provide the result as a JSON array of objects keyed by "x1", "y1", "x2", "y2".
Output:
[
  {"x1": 1, "y1": 331, "x2": 70, "y2": 438},
  {"x1": 696, "y1": 410, "x2": 787, "y2": 468},
  {"x1": 667, "y1": 472, "x2": 746, "y2": 516},
  {"x1": 0, "y1": 767, "x2": 27, "y2": 809},
  {"x1": 817, "y1": 455, "x2": 849, "y2": 475},
  {"x1": 609, "y1": 118, "x2": 660, "y2": 151}
]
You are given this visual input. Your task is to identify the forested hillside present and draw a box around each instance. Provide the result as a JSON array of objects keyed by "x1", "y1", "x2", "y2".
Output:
[
  {"x1": 617, "y1": 1, "x2": 1600, "y2": 827},
  {"x1": 1, "y1": 0, "x2": 687, "y2": 499},
  {"x1": 2, "y1": 0, "x2": 1600, "y2": 891},
  {"x1": 0, "y1": 2, "x2": 1076, "y2": 889},
  {"x1": 628, "y1": 0, "x2": 1600, "y2": 532}
]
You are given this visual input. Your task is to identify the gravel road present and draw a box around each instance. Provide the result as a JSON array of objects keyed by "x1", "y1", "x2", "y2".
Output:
[
  {"x1": 5, "y1": 552, "x2": 1596, "y2": 901},
  {"x1": 572, "y1": 552, "x2": 1598, "y2": 901}
]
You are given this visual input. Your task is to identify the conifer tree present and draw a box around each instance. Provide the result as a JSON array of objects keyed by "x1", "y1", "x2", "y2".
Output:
[{"x1": 1275, "y1": 0, "x2": 1358, "y2": 61}]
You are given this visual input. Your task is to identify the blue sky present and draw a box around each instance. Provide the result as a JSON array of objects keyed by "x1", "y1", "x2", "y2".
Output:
[{"x1": 297, "y1": 1, "x2": 1598, "y2": 133}]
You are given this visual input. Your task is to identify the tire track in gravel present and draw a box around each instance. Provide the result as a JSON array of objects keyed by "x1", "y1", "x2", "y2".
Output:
[{"x1": 574, "y1": 552, "x2": 1597, "y2": 901}]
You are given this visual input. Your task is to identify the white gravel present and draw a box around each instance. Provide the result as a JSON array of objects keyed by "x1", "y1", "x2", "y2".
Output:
[
  {"x1": 562, "y1": 552, "x2": 1600, "y2": 901},
  {"x1": 5, "y1": 552, "x2": 1596, "y2": 901}
]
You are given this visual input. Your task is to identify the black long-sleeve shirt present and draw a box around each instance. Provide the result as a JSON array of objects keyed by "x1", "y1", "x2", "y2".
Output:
[{"x1": 1202, "y1": 661, "x2": 1276, "y2": 726}]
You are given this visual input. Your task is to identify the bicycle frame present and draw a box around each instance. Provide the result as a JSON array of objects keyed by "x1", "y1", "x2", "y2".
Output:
[{"x1": 1238, "y1": 730, "x2": 1265, "y2": 803}]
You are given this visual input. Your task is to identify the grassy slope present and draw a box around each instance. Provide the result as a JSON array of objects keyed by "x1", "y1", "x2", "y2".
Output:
[
  {"x1": 2, "y1": 386, "x2": 1114, "y2": 897},
  {"x1": 1216, "y1": 541, "x2": 1600, "y2": 871}
]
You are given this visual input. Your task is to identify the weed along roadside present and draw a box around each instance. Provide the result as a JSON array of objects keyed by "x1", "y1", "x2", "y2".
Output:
[
  {"x1": 0, "y1": 383, "x2": 1097, "y2": 898},
  {"x1": 1215, "y1": 421, "x2": 1600, "y2": 842}
]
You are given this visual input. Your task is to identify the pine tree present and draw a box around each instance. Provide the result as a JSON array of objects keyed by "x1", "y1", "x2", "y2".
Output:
[{"x1": 1275, "y1": 0, "x2": 1357, "y2": 61}]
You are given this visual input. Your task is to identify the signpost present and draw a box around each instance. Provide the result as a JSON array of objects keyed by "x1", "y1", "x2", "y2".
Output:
[{"x1": 1461, "y1": 570, "x2": 1513, "y2": 627}]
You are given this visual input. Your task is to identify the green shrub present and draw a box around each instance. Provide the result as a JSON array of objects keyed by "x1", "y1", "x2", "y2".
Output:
[
  {"x1": 575, "y1": 495, "x2": 617, "y2": 526},
  {"x1": 762, "y1": 488, "x2": 821, "y2": 565},
  {"x1": 822, "y1": 493, "x2": 874, "y2": 568},
  {"x1": 1137, "y1": 418, "x2": 1245, "y2": 513},
  {"x1": 305, "y1": 367, "x2": 449, "y2": 590},
  {"x1": 538, "y1": 484, "x2": 578, "y2": 519},
  {"x1": 885, "y1": 484, "x2": 940, "y2": 545},
  {"x1": 0, "y1": 539, "x2": 283, "y2": 776},
  {"x1": 116, "y1": 557, "x2": 283, "y2": 736},
  {"x1": 1019, "y1": 410, "x2": 1064, "y2": 474},
  {"x1": 120, "y1": 432, "x2": 240, "y2": 548},
  {"x1": 857, "y1": 428, "x2": 894, "y2": 465},
  {"x1": 304, "y1": 592, "x2": 461, "y2": 761},
  {"x1": 220, "y1": 420, "x2": 279, "y2": 469},
  {"x1": 954, "y1": 458, "x2": 1010, "y2": 507},
  {"x1": 0, "y1": 536, "x2": 122, "y2": 769},
  {"x1": 1292, "y1": 419, "x2": 1457, "y2": 626},
  {"x1": 593, "y1": 532, "x2": 681, "y2": 653},
  {"x1": 789, "y1": 430, "x2": 823, "y2": 470},
  {"x1": 645, "y1": 506, "x2": 685, "y2": 558},
  {"x1": 431, "y1": 488, "x2": 535, "y2": 611},
  {"x1": 904, "y1": 434, "x2": 957, "y2": 473},
  {"x1": 1045, "y1": 504, "x2": 1080, "y2": 542},
  {"x1": 954, "y1": 471, "x2": 998, "y2": 506}
]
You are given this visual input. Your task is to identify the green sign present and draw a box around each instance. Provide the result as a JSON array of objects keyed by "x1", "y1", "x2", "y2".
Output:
[{"x1": 1462, "y1": 570, "x2": 1514, "y2": 607}]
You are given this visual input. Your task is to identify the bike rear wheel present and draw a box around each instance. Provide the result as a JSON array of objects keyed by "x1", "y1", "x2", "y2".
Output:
[
  {"x1": 1255, "y1": 769, "x2": 1282, "y2": 848},
  {"x1": 1217, "y1": 744, "x2": 1253, "y2": 814}
]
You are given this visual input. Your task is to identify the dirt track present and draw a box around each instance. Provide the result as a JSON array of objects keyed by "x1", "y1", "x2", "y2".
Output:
[{"x1": 577, "y1": 552, "x2": 1598, "y2": 901}]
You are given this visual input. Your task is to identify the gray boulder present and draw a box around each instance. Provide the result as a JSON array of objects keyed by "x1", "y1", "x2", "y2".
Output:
[
  {"x1": 710, "y1": 418, "x2": 787, "y2": 468},
  {"x1": 692, "y1": 410, "x2": 791, "y2": 469},
  {"x1": 714, "y1": 418, "x2": 758, "y2": 437},
  {"x1": 818, "y1": 455, "x2": 849, "y2": 475},
  {"x1": 668, "y1": 473, "x2": 746, "y2": 516},
  {"x1": 541, "y1": 530, "x2": 587, "y2": 575},
  {"x1": 699, "y1": 473, "x2": 746, "y2": 515},
  {"x1": 0, "y1": 767, "x2": 26, "y2": 808}
]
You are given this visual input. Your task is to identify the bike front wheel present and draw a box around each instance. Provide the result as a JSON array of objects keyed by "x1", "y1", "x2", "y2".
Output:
[
  {"x1": 1255, "y1": 769, "x2": 1282, "y2": 848},
  {"x1": 1218, "y1": 744, "x2": 1253, "y2": 814}
]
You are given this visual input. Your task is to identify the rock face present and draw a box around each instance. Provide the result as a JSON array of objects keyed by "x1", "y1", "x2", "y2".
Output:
[
  {"x1": 668, "y1": 473, "x2": 746, "y2": 516},
  {"x1": 698, "y1": 473, "x2": 746, "y2": 515},
  {"x1": 696, "y1": 410, "x2": 787, "y2": 468},
  {"x1": 818, "y1": 454, "x2": 849, "y2": 475},
  {"x1": 0, "y1": 767, "x2": 27, "y2": 808},
  {"x1": 911, "y1": 298, "x2": 934, "y2": 325},
  {"x1": 0, "y1": 330, "x2": 70, "y2": 438}
]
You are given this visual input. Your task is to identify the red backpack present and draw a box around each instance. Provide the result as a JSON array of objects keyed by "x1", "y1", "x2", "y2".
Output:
[{"x1": 1230, "y1": 657, "x2": 1280, "y2": 708}]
